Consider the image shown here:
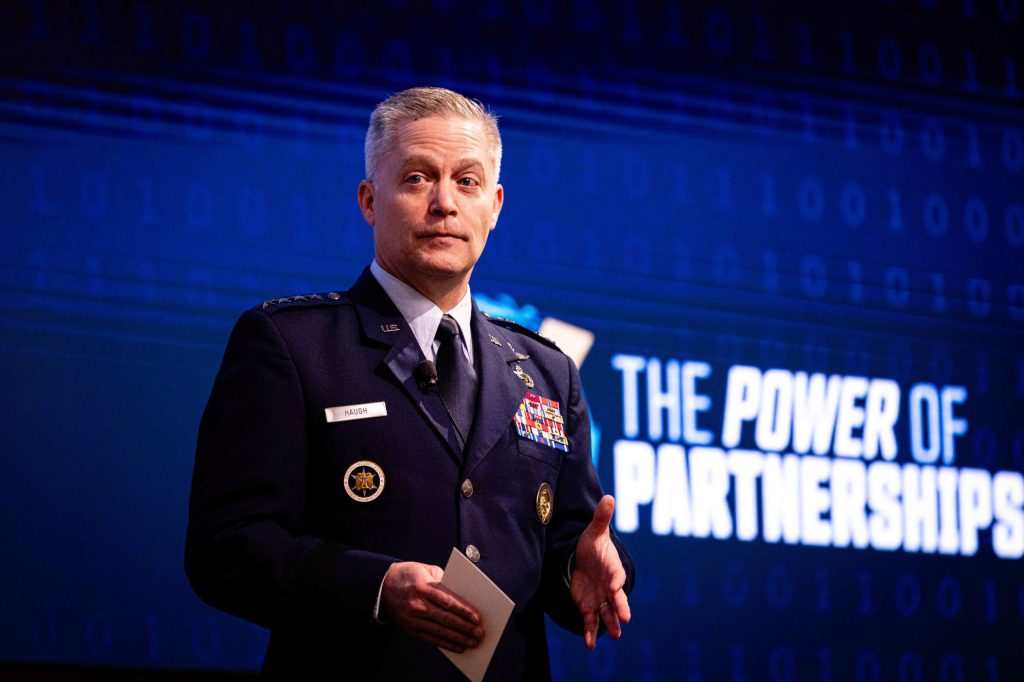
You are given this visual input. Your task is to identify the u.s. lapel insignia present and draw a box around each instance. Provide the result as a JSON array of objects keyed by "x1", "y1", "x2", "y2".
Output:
[
  {"x1": 536, "y1": 482, "x2": 553, "y2": 525},
  {"x1": 380, "y1": 323, "x2": 400, "y2": 333},
  {"x1": 489, "y1": 334, "x2": 502, "y2": 347},
  {"x1": 513, "y1": 364, "x2": 535, "y2": 388},
  {"x1": 344, "y1": 460, "x2": 385, "y2": 502}
]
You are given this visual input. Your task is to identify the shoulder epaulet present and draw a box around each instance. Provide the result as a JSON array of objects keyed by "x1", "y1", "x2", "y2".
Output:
[
  {"x1": 485, "y1": 314, "x2": 562, "y2": 352},
  {"x1": 260, "y1": 291, "x2": 349, "y2": 312}
]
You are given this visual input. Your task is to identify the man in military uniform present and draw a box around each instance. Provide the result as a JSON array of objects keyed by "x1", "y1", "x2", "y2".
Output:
[{"x1": 186, "y1": 86, "x2": 634, "y2": 680}]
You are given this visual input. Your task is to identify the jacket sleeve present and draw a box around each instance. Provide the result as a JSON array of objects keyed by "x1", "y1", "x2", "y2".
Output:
[
  {"x1": 184, "y1": 308, "x2": 396, "y2": 628},
  {"x1": 539, "y1": 353, "x2": 636, "y2": 635}
]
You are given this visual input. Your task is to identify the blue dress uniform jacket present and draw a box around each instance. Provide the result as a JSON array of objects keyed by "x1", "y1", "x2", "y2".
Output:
[{"x1": 185, "y1": 268, "x2": 634, "y2": 680}]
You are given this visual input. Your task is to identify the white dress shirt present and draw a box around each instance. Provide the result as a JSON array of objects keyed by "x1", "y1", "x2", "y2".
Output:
[{"x1": 370, "y1": 260, "x2": 475, "y2": 366}]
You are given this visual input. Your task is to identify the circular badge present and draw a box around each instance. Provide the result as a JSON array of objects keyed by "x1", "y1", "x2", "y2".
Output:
[
  {"x1": 344, "y1": 460, "x2": 385, "y2": 503},
  {"x1": 536, "y1": 482, "x2": 553, "y2": 525}
]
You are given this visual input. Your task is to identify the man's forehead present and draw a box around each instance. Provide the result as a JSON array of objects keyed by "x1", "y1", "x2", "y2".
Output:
[
  {"x1": 392, "y1": 116, "x2": 490, "y2": 147},
  {"x1": 385, "y1": 116, "x2": 498, "y2": 171}
]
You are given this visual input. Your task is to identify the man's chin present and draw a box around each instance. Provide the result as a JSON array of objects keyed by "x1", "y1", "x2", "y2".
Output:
[{"x1": 412, "y1": 256, "x2": 473, "y2": 280}]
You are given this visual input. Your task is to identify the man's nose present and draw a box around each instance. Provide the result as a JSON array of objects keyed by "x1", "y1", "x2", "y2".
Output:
[{"x1": 429, "y1": 182, "x2": 458, "y2": 217}]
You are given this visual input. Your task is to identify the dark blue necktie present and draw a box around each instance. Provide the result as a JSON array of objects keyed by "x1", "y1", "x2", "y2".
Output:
[{"x1": 435, "y1": 314, "x2": 477, "y2": 446}]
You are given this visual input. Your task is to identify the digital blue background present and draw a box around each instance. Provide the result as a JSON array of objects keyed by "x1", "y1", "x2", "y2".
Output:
[{"x1": 1, "y1": 1, "x2": 1021, "y2": 679}]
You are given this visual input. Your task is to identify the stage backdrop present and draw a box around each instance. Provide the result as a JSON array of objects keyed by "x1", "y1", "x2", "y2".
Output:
[{"x1": 1, "y1": 2, "x2": 1022, "y2": 680}]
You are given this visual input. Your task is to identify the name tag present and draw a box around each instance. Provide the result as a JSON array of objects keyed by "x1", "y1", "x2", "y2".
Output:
[{"x1": 325, "y1": 401, "x2": 387, "y2": 423}]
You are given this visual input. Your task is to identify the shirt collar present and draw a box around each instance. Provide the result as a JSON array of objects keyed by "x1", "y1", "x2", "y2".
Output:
[{"x1": 370, "y1": 260, "x2": 475, "y2": 366}]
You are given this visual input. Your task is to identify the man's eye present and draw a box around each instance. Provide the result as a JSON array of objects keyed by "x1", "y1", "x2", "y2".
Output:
[
  {"x1": 457, "y1": 177, "x2": 478, "y2": 187},
  {"x1": 406, "y1": 174, "x2": 424, "y2": 184}
]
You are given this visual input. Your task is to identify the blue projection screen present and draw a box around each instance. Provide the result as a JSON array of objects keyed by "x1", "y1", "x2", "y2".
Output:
[{"x1": 1, "y1": 2, "x2": 1022, "y2": 680}]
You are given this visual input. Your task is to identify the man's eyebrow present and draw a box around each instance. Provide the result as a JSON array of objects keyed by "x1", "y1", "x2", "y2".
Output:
[
  {"x1": 456, "y1": 158, "x2": 490, "y2": 177},
  {"x1": 398, "y1": 154, "x2": 439, "y2": 172},
  {"x1": 452, "y1": 157, "x2": 485, "y2": 170},
  {"x1": 398, "y1": 155, "x2": 490, "y2": 179}
]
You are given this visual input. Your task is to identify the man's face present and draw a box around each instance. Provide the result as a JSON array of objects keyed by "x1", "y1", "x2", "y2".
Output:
[{"x1": 359, "y1": 116, "x2": 504, "y2": 295}]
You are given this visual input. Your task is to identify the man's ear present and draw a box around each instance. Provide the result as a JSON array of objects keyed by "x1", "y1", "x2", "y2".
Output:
[
  {"x1": 358, "y1": 180, "x2": 376, "y2": 226},
  {"x1": 490, "y1": 184, "x2": 504, "y2": 231}
]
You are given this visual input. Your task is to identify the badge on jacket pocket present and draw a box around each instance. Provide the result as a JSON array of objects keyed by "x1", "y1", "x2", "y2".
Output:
[
  {"x1": 536, "y1": 483, "x2": 553, "y2": 525},
  {"x1": 514, "y1": 392, "x2": 569, "y2": 452},
  {"x1": 344, "y1": 460, "x2": 385, "y2": 502}
]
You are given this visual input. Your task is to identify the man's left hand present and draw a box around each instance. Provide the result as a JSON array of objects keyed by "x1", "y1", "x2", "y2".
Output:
[{"x1": 570, "y1": 494, "x2": 631, "y2": 650}]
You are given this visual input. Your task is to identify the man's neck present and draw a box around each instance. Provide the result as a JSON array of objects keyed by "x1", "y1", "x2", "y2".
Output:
[
  {"x1": 376, "y1": 263, "x2": 470, "y2": 312},
  {"x1": 415, "y1": 280, "x2": 468, "y2": 313},
  {"x1": 370, "y1": 261, "x2": 476, "y2": 368}
]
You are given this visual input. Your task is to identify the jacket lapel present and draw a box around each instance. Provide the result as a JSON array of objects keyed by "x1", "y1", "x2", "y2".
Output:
[
  {"x1": 348, "y1": 269, "x2": 463, "y2": 462},
  {"x1": 463, "y1": 306, "x2": 528, "y2": 475}
]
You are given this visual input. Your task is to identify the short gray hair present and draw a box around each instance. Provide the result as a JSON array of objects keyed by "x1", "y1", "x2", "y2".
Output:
[{"x1": 364, "y1": 86, "x2": 502, "y2": 181}]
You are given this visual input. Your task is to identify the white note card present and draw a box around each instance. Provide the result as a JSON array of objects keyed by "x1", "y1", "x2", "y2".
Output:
[{"x1": 439, "y1": 547, "x2": 515, "y2": 682}]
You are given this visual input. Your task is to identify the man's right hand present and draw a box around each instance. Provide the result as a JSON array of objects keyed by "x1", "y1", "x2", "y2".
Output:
[{"x1": 380, "y1": 561, "x2": 484, "y2": 653}]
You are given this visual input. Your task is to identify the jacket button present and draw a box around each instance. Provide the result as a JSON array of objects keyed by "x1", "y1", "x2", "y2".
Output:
[
  {"x1": 465, "y1": 544, "x2": 481, "y2": 563},
  {"x1": 461, "y1": 479, "x2": 474, "y2": 498}
]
